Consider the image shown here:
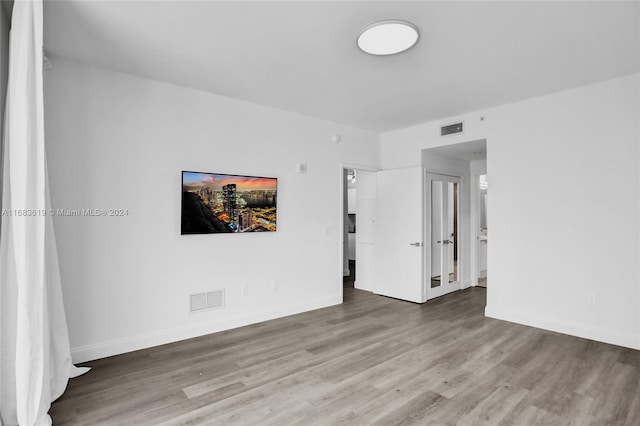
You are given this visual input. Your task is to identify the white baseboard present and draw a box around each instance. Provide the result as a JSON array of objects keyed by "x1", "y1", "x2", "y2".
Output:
[
  {"x1": 485, "y1": 305, "x2": 640, "y2": 350},
  {"x1": 71, "y1": 295, "x2": 342, "y2": 364},
  {"x1": 354, "y1": 280, "x2": 374, "y2": 293},
  {"x1": 462, "y1": 280, "x2": 472, "y2": 289}
]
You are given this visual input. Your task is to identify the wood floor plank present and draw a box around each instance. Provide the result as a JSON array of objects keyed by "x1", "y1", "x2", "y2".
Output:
[
  {"x1": 372, "y1": 390, "x2": 445, "y2": 426},
  {"x1": 500, "y1": 405, "x2": 564, "y2": 426},
  {"x1": 50, "y1": 287, "x2": 640, "y2": 425},
  {"x1": 456, "y1": 384, "x2": 529, "y2": 426}
]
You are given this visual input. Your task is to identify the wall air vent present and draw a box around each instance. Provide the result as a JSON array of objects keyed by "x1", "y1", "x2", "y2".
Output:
[
  {"x1": 441, "y1": 122, "x2": 464, "y2": 137},
  {"x1": 190, "y1": 289, "x2": 225, "y2": 313}
]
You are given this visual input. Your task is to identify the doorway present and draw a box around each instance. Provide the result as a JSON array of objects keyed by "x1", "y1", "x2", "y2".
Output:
[
  {"x1": 343, "y1": 169, "x2": 356, "y2": 288},
  {"x1": 426, "y1": 173, "x2": 462, "y2": 300},
  {"x1": 340, "y1": 165, "x2": 377, "y2": 300},
  {"x1": 422, "y1": 138, "x2": 487, "y2": 294},
  {"x1": 477, "y1": 174, "x2": 488, "y2": 287},
  {"x1": 339, "y1": 140, "x2": 487, "y2": 304}
]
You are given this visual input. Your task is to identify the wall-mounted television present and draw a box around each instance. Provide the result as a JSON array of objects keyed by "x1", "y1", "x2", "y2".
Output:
[{"x1": 182, "y1": 171, "x2": 277, "y2": 234}]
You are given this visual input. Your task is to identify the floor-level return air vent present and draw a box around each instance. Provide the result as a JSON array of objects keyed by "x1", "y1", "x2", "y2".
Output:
[
  {"x1": 441, "y1": 121, "x2": 464, "y2": 136},
  {"x1": 190, "y1": 289, "x2": 225, "y2": 313}
]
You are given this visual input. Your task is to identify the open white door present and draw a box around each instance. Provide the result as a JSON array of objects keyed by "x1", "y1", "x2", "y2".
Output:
[
  {"x1": 375, "y1": 167, "x2": 425, "y2": 303},
  {"x1": 355, "y1": 170, "x2": 376, "y2": 292}
]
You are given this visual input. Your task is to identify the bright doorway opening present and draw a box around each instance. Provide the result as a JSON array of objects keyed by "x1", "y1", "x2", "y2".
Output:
[{"x1": 477, "y1": 174, "x2": 488, "y2": 287}]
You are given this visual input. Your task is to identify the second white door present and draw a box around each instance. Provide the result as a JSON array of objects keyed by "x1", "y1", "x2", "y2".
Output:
[{"x1": 375, "y1": 167, "x2": 424, "y2": 303}]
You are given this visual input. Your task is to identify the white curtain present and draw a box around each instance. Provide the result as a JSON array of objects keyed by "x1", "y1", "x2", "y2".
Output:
[{"x1": 0, "y1": 1, "x2": 88, "y2": 425}]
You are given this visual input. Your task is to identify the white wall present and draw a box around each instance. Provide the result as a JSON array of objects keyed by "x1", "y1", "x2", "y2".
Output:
[
  {"x1": 44, "y1": 58, "x2": 379, "y2": 362},
  {"x1": 0, "y1": 1, "x2": 9, "y2": 189},
  {"x1": 382, "y1": 73, "x2": 640, "y2": 349}
]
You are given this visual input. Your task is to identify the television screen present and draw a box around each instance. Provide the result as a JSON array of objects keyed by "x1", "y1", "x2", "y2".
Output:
[{"x1": 182, "y1": 171, "x2": 277, "y2": 234}]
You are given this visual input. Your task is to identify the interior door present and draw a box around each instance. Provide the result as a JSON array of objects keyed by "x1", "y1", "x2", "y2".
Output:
[
  {"x1": 427, "y1": 173, "x2": 462, "y2": 300},
  {"x1": 355, "y1": 170, "x2": 376, "y2": 292},
  {"x1": 375, "y1": 167, "x2": 424, "y2": 303}
]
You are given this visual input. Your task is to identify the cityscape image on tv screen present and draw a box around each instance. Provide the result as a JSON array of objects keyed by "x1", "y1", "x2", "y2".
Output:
[{"x1": 181, "y1": 171, "x2": 277, "y2": 234}]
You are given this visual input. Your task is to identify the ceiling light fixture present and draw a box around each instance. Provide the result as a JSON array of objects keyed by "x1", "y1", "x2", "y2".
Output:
[{"x1": 357, "y1": 20, "x2": 419, "y2": 56}]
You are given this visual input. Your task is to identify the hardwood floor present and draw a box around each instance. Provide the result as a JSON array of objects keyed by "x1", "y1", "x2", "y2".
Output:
[{"x1": 51, "y1": 288, "x2": 640, "y2": 425}]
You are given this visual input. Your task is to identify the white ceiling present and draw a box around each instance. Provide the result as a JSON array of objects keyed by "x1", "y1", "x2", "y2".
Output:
[{"x1": 43, "y1": 1, "x2": 639, "y2": 133}]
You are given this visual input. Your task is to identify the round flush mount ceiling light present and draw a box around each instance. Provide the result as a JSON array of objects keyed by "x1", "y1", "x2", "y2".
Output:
[{"x1": 357, "y1": 20, "x2": 419, "y2": 56}]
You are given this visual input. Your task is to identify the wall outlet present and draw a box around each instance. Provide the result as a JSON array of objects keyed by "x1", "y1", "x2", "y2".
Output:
[
  {"x1": 271, "y1": 280, "x2": 278, "y2": 292},
  {"x1": 242, "y1": 283, "x2": 249, "y2": 296},
  {"x1": 587, "y1": 293, "x2": 596, "y2": 305}
]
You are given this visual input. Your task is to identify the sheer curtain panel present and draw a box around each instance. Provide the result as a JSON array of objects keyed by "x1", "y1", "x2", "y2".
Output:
[{"x1": 0, "y1": 1, "x2": 88, "y2": 425}]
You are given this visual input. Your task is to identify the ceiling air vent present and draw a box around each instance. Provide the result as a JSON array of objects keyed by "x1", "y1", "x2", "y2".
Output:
[
  {"x1": 190, "y1": 289, "x2": 225, "y2": 313},
  {"x1": 441, "y1": 122, "x2": 464, "y2": 137}
]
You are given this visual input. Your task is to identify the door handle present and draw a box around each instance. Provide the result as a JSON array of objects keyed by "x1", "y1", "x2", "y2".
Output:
[
  {"x1": 437, "y1": 240, "x2": 449, "y2": 245},
  {"x1": 409, "y1": 242, "x2": 423, "y2": 247}
]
